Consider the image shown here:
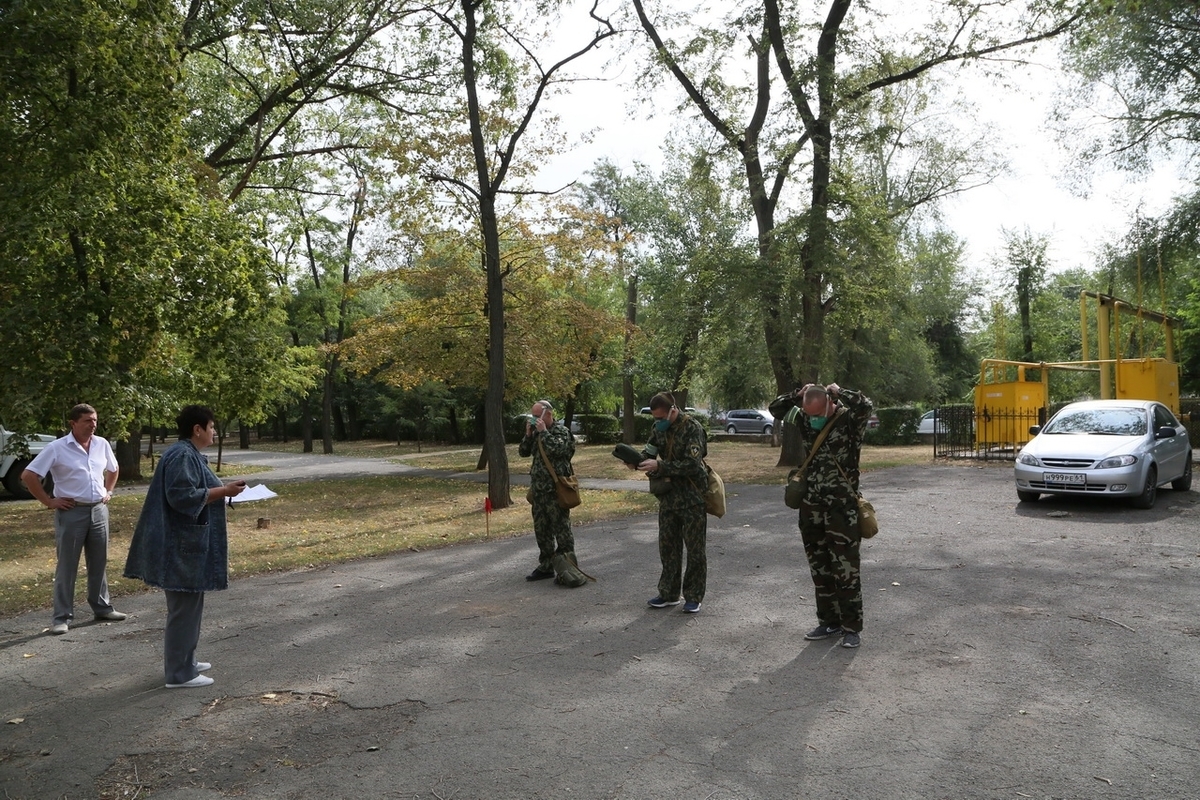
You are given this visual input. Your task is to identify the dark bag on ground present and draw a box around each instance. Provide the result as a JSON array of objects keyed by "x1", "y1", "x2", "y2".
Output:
[{"x1": 552, "y1": 552, "x2": 593, "y2": 587}]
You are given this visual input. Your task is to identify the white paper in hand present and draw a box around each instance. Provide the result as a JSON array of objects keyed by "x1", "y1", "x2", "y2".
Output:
[{"x1": 230, "y1": 484, "x2": 278, "y2": 503}]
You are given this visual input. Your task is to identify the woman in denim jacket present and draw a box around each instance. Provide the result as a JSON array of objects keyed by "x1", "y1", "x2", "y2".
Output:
[{"x1": 124, "y1": 406, "x2": 246, "y2": 688}]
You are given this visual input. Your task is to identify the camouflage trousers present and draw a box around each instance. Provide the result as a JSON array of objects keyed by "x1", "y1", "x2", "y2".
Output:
[
  {"x1": 798, "y1": 501, "x2": 862, "y2": 632},
  {"x1": 531, "y1": 491, "x2": 575, "y2": 572},
  {"x1": 656, "y1": 504, "x2": 707, "y2": 603}
]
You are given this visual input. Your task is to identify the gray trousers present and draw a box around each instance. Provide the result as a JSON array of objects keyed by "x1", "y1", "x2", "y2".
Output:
[
  {"x1": 164, "y1": 590, "x2": 205, "y2": 684},
  {"x1": 52, "y1": 503, "x2": 114, "y2": 624}
]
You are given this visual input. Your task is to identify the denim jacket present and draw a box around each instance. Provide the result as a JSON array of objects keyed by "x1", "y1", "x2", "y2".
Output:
[{"x1": 124, "y1": 440, "x2": 228, "y2": 592}]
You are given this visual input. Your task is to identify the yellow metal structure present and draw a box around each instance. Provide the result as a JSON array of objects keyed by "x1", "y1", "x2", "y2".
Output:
[
  {"x1": 975, "y1": 360, "x2": 1048, "y2": 450},
  {"x1": 966, "y1": 293, "x2": 1180, "y2": 453},
  {"x1": 1080, "y1": 292, "x2": 1179, "y2": 414},
  {"x1": 1115, "y1": 358, "x2": 1179, "y2": 411}
]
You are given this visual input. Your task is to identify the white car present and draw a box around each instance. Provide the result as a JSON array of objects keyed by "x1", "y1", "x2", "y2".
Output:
[
  {"x1": 1013, "y1": 399, "x2": 1192, "y2": 508},
  {"x1": 915, "y1": 409, "x2": 946, "y2": 435},
  {"x1": 0, "y1": 425, "x2": 58, "y2": 499}
]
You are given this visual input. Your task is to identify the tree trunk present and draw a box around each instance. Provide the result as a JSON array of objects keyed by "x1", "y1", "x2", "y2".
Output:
[
  {"x1": 116, "y1": 429, "x2": 143, "y2": 481},
  {"x1": 321, "y1": 363, "x2": 335, "y2": 454},
  {"x1": 300, "y1": 396, "x2": 313, "y2": 453},
  {"x1": 622, "y1": 272, "x2": 638, "y2": 443}
]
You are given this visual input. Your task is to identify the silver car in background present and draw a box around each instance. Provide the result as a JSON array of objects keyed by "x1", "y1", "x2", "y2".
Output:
[
  {"x1": 1014, "y1": 399, "x2": 1192, "y2": 508},
  {"x1": 723, "y1": 409, "x2": 774, "y2": 434}
]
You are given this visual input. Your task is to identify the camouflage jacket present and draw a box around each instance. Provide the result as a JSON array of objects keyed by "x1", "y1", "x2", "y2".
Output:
[
  {"x1": 519, "y1": 423, "x2": 576, "y2": 494},
  {"x1": 771, "y1": 389, "x2": 873, "y2": 509},
  {"x1": 640, "y1": 414, "x2": 708, "y2": 510}
]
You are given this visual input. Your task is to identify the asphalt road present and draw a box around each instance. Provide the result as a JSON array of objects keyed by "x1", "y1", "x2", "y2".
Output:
[{"x1": 1, "y1": 458, "x2": 1198, "y2": 799}]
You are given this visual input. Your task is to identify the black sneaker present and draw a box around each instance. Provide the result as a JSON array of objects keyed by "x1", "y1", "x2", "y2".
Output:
[
  {"x1": 841, "y1": 631, "x2": 861, "y2": 648},
  {"x1": 525, "y1": 567, "x2": 555, "y2": 581},
  {"x1": 647, "y1": 596, "x2": 682, "y2": 608},
  {"x1": 804, "y1": 624, "x2": 842, "y2": 640}
]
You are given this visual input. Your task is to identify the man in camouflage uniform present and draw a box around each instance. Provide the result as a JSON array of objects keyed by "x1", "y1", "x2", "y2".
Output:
[
  {"x1": 634, "y1": 392, "x2": 708, "y2": 613},
  {"x1": 518, "y1": 400, "x2": 577, "y2": 581},
  {"x1": 770, "y1": 383, "x2": 873, "y2": 648}
]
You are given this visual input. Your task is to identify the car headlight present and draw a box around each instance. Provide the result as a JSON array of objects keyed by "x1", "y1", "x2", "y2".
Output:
[
  {"x1": 1017, "y1": 452, "x2": 1041, "y2": 466},
  {"x1": 1096, "y1": 454, "x2": 1138, "y2": 469}
]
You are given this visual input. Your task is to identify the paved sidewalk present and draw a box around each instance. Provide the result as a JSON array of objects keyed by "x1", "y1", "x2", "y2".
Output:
[{"x1": 3, "y1": 463, "x2": 1199, "y2": 799}]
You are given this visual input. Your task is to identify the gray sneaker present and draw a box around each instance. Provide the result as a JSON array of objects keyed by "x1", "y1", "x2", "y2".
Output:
[
  {"x1": 841, "y1": 631, "x2": 861, "y2": 648},
  {"x1": 804, "y1": 624, "x2": 841, "y2": 640}
]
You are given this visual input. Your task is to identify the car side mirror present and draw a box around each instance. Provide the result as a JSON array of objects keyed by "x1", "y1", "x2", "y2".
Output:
[
  {"x1": 1154, "y1": 425, "x2": 1177, "y2": 440},
  {"x1": 1028, "y1": 425, "x2": 1041, "y2": 436}
]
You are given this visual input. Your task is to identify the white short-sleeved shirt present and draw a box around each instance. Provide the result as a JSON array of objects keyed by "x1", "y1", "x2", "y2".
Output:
[{"x1": 25, "y1": 434, "x2": 118, "y2": 503}]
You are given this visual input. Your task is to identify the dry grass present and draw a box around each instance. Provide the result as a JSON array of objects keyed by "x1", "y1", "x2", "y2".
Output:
[
  {"x1": 395, "y1": 440, "x2": 937, "y2": 483},
  {"x1": 0, "y1": 438, "x2": 936, "y2": 622},
  {"x1": 0, "y1": 475, "x2": 656, "y2": 621}
]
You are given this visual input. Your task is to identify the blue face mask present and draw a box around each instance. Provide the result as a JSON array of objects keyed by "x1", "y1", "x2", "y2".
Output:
[
  {"x1": 653, "y1": 418, "x2": 671, "y2": 433},
  {"x1": 809, "y1": 416, "x2": 827, "y2": 431}
]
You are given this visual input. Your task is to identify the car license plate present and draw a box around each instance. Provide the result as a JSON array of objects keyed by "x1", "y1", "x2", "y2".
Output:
[{"x1": 1044, "y1": 472, "x2": 1086, "y2": 484}]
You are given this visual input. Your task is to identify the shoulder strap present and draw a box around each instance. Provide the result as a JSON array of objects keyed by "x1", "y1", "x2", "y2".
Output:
[
  {"x1": 535, "y1": 436, "x2": 560, "y2": 480},
  {"x1": 796, "y1": 407, "x2": 845, "y2": 475},
  {"x1": 833, "y1": 460, "x2": 859, "y2": 495}
]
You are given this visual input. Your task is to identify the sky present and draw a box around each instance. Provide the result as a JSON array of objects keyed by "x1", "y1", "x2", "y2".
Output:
[{"x1": 532, "y1": 7, "x2": 1192, "y2": 283}]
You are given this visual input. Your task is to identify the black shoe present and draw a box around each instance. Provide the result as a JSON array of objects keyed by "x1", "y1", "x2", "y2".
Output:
[
  {"x1": 526, "y1": 567, "x2": 555, "y2": 581},
  {"x1": 841, "y1": 631, "x2": 861, "y2": 648},
  {"x1": 804, "y1": 624, "x2": 842, "y2": 640}
]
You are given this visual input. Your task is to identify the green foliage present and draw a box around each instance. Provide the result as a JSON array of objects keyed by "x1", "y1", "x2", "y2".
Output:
[
  {"x1": 0, "y1": 0, "x2": 293, "y2": 437},
  {"x1": 869, "y1": 407, "x2": 921, "y2": 446},
  {"x1": 1063, "y1": 0, "x2": 1200, "y2": 173},
  {"x1": 574, "y1": 413, "x2": 620, "y2": 444}
]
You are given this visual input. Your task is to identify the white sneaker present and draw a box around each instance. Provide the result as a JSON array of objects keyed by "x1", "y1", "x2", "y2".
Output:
[
  {"x1": 195, "y1": 662, "x2": 212, "y2": 672},
  {"x1": 166, "y1": 674, "x2": 215, "y2": 689},
  {"x1": 49, "y1": 622, "x2": 69, "y2": 635}
]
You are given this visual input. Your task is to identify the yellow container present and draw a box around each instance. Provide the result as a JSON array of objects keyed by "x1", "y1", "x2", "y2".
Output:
[
  {"x1": 975, "y1": 375, "x2": 1046, "y2": 449},
  {"x1": 1115, "y1": 358, "x2": 1179, "y2": 413}
]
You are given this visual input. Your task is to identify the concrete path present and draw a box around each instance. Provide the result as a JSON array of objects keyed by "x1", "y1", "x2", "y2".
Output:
[{"x1": 2, "y1": 461, "x2": 1199, "y2": 799}]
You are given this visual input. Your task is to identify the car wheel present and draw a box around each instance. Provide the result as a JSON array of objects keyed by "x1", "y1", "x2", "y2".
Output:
[
  {"x1": 1016, "y1": 490, "x2": 1040, "y2": 503},
  {"x1": 726, "y1": 424, "x2": 737, "y2": 434},
  {"x1": 1130, "y1": 465, "x2": 1158, "y2": 509},
  {"x1": 763, "y1": 424, "x2": 773, "y2": 435},
  {"x1": 3, "y1": 459, "x2": 35, "y2": 499},
  {"x1": 1171, "y1": 451, "x2": 1193, "y2": 491}
]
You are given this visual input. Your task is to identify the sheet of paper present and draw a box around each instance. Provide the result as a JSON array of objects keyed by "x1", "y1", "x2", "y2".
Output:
[{"x1": 230, "y1": 483, "x2": 278, "y2": 503}]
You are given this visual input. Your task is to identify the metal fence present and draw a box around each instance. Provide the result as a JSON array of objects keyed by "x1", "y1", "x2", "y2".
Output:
[{"x1": 932, "y1": 406, "x2": 1045, "y2": 462}]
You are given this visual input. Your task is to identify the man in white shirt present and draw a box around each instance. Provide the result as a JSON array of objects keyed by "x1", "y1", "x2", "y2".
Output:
[{"x1": 22, "y1": 404, "x2": 125, "y2": 635}]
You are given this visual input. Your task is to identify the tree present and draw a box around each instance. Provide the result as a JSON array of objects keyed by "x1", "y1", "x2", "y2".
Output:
[
  {"x1": 1061, "y1": 0, "x2": 1200, "y2": 175},
  {"x1": 628, "y1": 0, "x2": 1083, "y2": 462},
  {"x1": 0, "y1": 0, "x2": 288, "y2": 477},
  {"x1": 998, "y1": 228, "x2": 1051, "y2": 362},
  {"x1": 402, "y1": 0, "x2": 616, "y2": 509}
]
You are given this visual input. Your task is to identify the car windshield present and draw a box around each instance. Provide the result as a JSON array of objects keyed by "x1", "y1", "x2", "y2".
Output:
[{"x1": 1043, "y1": 407, "x2": 1146, "y2": 436}]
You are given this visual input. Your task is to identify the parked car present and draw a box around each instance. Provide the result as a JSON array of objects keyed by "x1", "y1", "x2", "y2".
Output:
[
  {"x1": 723, "y1": 409, "x2": 774, "y2": 435},
  {"x1": 915, "y1": 409, "x2": 946, "y2": 435},
  {"x1": 0, "y1": 425, "x2": 57, "y2": 499},
  {"x1": 868, "y1": 414, "x2": 880, "y2": 429},
  {"x1": 1013, "y1": 399, "x2": 1192, "y2": 508}
]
